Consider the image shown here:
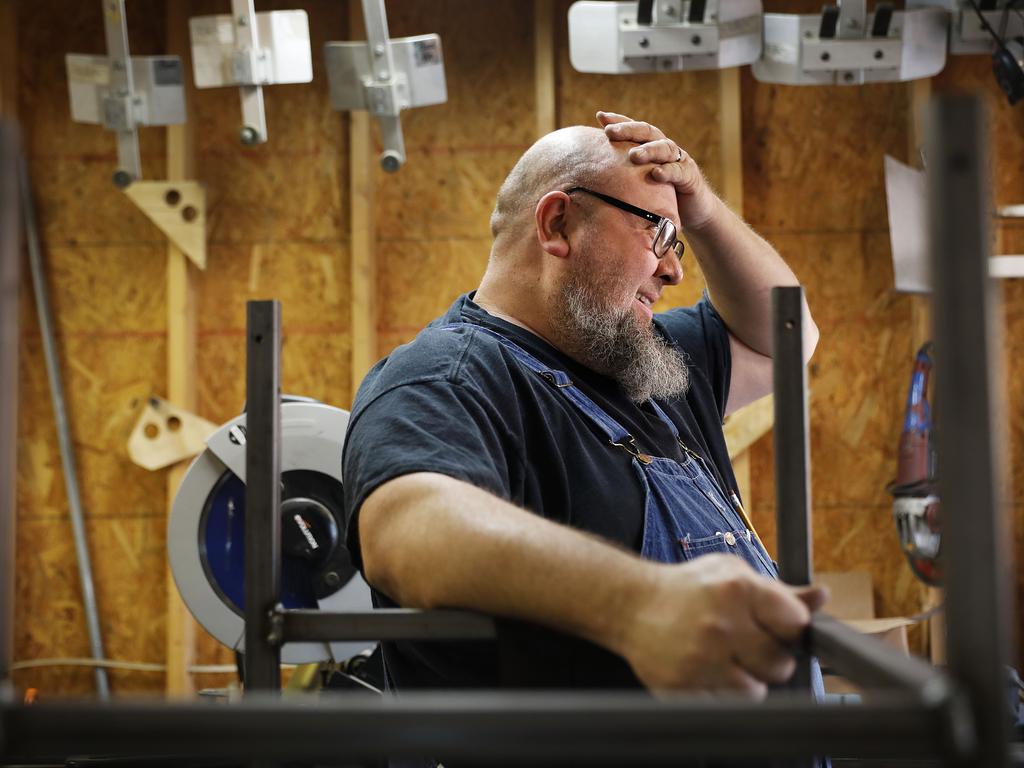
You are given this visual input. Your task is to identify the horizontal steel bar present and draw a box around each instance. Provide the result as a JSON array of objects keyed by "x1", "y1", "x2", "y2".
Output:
[
  {"x1": 808, "y1": 615, "x2": 950, "y2": 696},
  {"x1": 0, "y1": 692, "x2": 961, "y2": 764},
  {"x1": 280, "y1": 608, "x2": 498, "y2": 643}
]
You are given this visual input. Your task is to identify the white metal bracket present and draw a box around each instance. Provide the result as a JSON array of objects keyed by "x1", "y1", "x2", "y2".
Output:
[
  {"x1": 753, "y1": 0, "x2": 949, "y2": 85},
  {"x1": 189, "y1": 2, "x2": 313, "y2": 145},
  {"x1": 324, "y1": 0, "x2": 447, "y2": 172},
  {"x1": 65, "y1": 0, "x2": 186, "y2": 187},
  {"x1": 568, "y1": 0, "x2": 764, "y2": 73}
]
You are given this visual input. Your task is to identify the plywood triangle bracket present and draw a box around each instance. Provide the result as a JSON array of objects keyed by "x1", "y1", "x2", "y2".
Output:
[
  {"x1": 127, "y1": 396, "x2": 218, "y2": 471},
  {"x1": 124, "y1": 181, "x2": 207, "y2": 269}
]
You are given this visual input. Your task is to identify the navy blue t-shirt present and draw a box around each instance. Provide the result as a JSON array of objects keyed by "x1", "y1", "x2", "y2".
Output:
[{"x1": 342, "y1": 292, "x2": 736, "y2": 689}]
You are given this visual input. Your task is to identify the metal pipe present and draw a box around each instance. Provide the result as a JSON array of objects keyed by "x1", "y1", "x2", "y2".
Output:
[
  {"x1": 0, "y1": 692, "x2": 962, "y2": 764},
  {"x1": 810, "y1": 615, "x2": 950, "y2": 695},
  {"x1": 926, "y1": 94, "x2": 1013, "y2": 768},
  {"x1": 772, "y1": 285, "x2": 813, "y2": 587},
  {"x1": 102, "y1": 0, "x2": 141, "y2": 186},
  {"x1": 0, "y1": 123, "x2": 20, "y2": 700},
  {"x1": 772, "y1": 285, "x2": 814, "y2": 715},
  {"x1": 279, "y1": 608, "x2": 498, "y2": 643},
  {"x1": 19, "y1": 149, "x2": 109, "y2": 699},
  {"x1": 243, "y1": 300, "x2": 281, "y2": 692}
]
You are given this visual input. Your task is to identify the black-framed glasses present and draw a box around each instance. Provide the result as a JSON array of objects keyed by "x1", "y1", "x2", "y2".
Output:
[{"x1": 566, "y1": 187, "x2": 684, "y2": 260}]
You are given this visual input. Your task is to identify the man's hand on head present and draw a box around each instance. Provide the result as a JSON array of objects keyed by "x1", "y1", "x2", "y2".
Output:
[
  {"x1": 618, "y1": 554, "x2": 828, "y2": 699},
  {"x1": 597, "y1": 110, "x2": 720, "y2": 231}
]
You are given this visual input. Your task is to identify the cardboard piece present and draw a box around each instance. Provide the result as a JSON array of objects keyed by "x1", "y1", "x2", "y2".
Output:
[{"x1": 816, "y1": 571, "x2": 917, "y2": 693}]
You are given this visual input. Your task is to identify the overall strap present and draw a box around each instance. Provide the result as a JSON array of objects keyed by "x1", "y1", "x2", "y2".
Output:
[{"x1": 438, "y1": 323, "x2": 633, "y2": 446}]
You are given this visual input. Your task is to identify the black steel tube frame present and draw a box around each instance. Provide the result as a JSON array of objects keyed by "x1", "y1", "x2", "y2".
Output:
[
  {"x1": 278, "y1": 608, "x2": 498, "y2": 643},
  {"x1": 772, "y1": 286, "x2": 814, "y2": 590},
  {"x1": 244, "y1": 301, "x2": 282, "y2": 692},
  {"x1": 772, "y1": 286, "x2": 814, "y2": 718},
  {"x1": 0, "y1": 692, "x2": 965, "y2": 764},
  {"x1": 810, "y1": 615, "x2": 950, "y2": 696},
  {"x1": 0, "y1": 123, "x2": 20, "y2": 702},
  {"x1": 927, "y1": 95, "x2": 1014, "y2": 768},
  {"x1": 7, "y1": 97, "x2": 1012, "y2": 763}
]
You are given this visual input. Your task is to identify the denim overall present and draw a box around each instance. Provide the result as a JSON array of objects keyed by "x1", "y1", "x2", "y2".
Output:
[
  {"x1": 436, "y1": 323, "x2": 829, "y2": 767},
  {"x1": 445, "y1": 322, "x2": 779, "y2": 573}
]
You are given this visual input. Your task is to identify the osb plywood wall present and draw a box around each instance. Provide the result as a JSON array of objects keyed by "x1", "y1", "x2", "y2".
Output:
[{"x1": 9, "y1": 0, "x2": 1022, "y2": 697}]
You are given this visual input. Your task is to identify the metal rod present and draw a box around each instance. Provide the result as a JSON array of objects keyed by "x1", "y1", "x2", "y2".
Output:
[
  {"x1": 19, "y1": 149, "x2": 110, "y2": 699},
  {"x1": 0, "y1": 123, "x2": 20, "y2": 700},
  {"x1": 231, "y1": 0, "x2": 267, "y2": 144},
  {"x1": 809, "y1": 615, "x2": 950, "y2": 695},
  {"x1": 0, "y1": 692, "x2": 963, "y2": 764},
  {"x1": 101, "y1": 0, "x2": 141, "y2": 186},
  {"x1": 772, "y1": 285, "x2": 813, "y2": 711},
  {"x1": 361, "y1": 0, "x2": 406, "y2": 171},
  {"x1": 772, "y1": 285, "x2": 813, "y2": 587},
  {"x1": 926, "y1": 94, "x2": 1013, "y2": 768},
  {"x1": 243, "y1": 300, "x2": 281, "y2": 692},
  {"x1": 280, "y1": 608, "x2": 498, "y2": 643}
]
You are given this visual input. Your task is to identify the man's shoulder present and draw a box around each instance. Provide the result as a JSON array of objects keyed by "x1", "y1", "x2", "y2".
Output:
[{"x1": 353, "y1": 322, "x2": 517, "y2": 411}]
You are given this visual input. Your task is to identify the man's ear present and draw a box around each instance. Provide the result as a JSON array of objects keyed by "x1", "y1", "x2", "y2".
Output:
[{"x1": 535, "y1": 191, "x2": 572, "y2": 259}]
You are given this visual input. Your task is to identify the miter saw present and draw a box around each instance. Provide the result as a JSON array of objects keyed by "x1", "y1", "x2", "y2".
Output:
[
  {"x1": 887, "y1": 343, "x2": 941, "y2": 586},
  {"x1": 169, "y1": 396, "x2": 372, "y2": 664}
]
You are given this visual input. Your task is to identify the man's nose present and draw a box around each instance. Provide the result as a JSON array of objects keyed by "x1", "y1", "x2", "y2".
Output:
[{"x1": 655, "y1": 248, "x2": 683, "y2": 285}]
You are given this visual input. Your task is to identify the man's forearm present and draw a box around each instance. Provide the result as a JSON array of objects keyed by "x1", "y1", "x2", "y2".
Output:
[
  {"x1": 359, "y1": 472, "x2": 658, "y2": 660},
  {"x1": 684, "y1": 196, "x2": 818, "y2": 360}
]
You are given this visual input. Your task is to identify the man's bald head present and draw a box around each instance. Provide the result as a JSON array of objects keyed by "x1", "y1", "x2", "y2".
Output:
[{"x1": 489, "y1": 126, "x2": 624, "y2": 241}]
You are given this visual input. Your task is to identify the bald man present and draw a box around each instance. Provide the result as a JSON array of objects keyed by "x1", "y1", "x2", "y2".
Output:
[{"x1": 342, "y1": 112, "x2": 825, "y2": 696}]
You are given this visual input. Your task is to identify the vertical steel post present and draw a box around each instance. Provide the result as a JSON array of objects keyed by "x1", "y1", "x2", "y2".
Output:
[
  {"x1": 772, "y1": 286, "x2": 813, "y2": 588},
  {"x1": 927, "y1": 94, "x2": 1012, "y2": 768},
  {"x1": 244, "y1": 300, "x2": 282, "y2": 693},
  {"x1": 772, "y1": 285, "x2": 814, "y2": 768},
  {"x1": 0, "y1": 123, "x2": 20, "y2": 701}
]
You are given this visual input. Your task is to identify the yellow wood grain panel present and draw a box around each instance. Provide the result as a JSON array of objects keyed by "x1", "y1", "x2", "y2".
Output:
[
  {"x1": 377, "y1": 238, "x2": 491, "y2": 338},
  {"x1": 17, "y1": 334, "x2": 168, "y2": 523},
  {"x1": 13, "y1": 516, "x2": 168, "y2": 697},
  {"x1": 375, "y1": 148, "x2": 523, "y2": 243},
  {"x1": 741, "y1": 69, "x2": 908, "y2": 233},
  {"x1": 383, "y1": 0, "x2": 536, "y2": 150}
]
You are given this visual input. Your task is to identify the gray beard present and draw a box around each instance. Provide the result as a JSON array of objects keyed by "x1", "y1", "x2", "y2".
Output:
[{"x1": 556, "y1": 277, "x2": 690, "y2": 403}]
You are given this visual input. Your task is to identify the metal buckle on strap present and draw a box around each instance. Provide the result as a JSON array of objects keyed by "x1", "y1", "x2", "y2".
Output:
[
  {"x1": 611, "y1": 435, "x2": 652, "y2": 465},
  {"x1": 540, "y1": 370, "x2": 573, "y2": 388}
]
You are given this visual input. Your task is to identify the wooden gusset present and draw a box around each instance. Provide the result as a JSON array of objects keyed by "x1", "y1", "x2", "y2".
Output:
[
  {"x1": 127, "y1": 396, "x2": 217, "y2": 472},
  {"x1": 123, "y1": 181, "x2": 207, "y2": 270}
]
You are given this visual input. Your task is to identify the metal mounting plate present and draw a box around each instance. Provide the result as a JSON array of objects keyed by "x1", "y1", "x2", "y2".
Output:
[
  {"x1": 190, "y1": 10, "x2": 313, "y2": 87},
  {"x1": 568, "y1": 0, "x2": 763, "y2": 73},
  {"x1": 324, "y1": 34, "x2": 447, "y2": 114},
  {"x1": 751, "y1": 8, "x2": 947, "y2": 84},
  {"x1": 66, "y1": 54, "x2": 186, "y2": 127}
]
